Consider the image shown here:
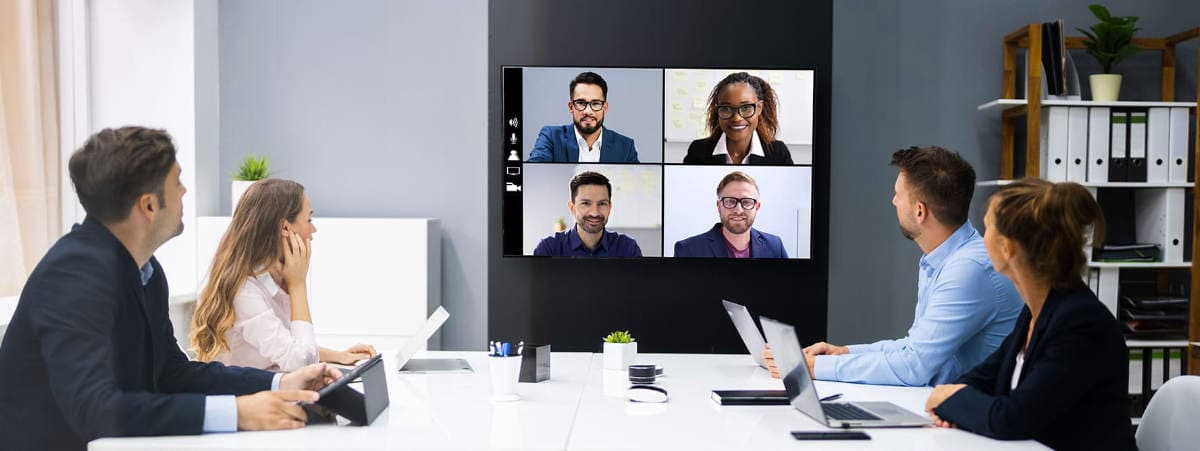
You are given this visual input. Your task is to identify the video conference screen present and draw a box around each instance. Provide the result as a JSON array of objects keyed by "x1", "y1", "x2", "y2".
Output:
[{"x1": 502, "y1": 67, "x2": 814, "y2": 259}]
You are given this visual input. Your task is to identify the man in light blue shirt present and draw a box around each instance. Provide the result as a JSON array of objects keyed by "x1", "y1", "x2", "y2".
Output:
[{"x1": 777, "y1": 146, "x2": 1021, "y2": 386}]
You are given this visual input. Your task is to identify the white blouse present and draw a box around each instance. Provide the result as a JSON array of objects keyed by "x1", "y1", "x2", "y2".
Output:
[
  {"x1": 213, "y1": 273, "x2": 318, "y2": 372},
  {"x1": 1011, "y1": 352, "x2": 1025, "y2": 391}
]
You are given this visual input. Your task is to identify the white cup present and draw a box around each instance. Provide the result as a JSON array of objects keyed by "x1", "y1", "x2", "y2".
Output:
[{"x1": 489, "y1": 356, "x2": 522, "y2": 402}]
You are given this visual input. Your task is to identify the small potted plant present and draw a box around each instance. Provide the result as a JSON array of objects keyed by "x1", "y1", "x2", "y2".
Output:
[
  {"x1": 231, "y1": 153, "x2": 270, "y2": 212},
  {"x1": 1076, "y1": 4, "x2": 1139, "y2": 101},
  {"x1": 602, "y1": 330, "x2": 637, "y2": 370}
]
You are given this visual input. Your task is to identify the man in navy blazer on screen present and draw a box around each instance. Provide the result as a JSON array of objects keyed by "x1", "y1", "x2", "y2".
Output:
[
  {"x1": 527, "y1": 71, "x2": 639, "y2": 163},
  {"x1": 674, "y1": 171, "x2": 787, "y2": 259},
  {"x1": 0, "y1": 127, "x2": 339, "y2": 450}
]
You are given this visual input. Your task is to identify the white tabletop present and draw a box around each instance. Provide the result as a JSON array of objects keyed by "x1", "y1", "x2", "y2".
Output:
[
  {"x1": 90, "y1": 351, "x2": 596, "y2": 450},
  {"x1": 90, "y1": 351, "x2": 1048, "y2": 450},
  {"x1": 567, "y1": 353, "x2": 1047, "y2": 450}
]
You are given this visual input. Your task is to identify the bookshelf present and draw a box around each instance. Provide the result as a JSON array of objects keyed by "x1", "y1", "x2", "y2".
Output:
[{"x1": 987, "y1": 23, "x2": 1200, "y2": 384}]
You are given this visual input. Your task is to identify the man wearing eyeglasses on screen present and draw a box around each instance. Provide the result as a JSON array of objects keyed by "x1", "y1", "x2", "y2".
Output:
[
  {"x1": 527, "y1": 71, "x2": 639, "y2": 163},
  {"x1": 673, "y1": 171, "x2": 787, "y2": 259}
]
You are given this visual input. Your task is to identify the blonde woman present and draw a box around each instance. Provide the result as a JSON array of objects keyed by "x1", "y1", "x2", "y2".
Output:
[{"x1": 191, "y1": 179, "x2": 376, "y2": 371}]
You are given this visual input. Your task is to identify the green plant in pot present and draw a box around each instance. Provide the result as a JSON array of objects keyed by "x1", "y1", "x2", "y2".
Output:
[
  {"x1": 231, "y1": 154, "x2": 270, "y2": 212},
  {"x1": 1076, "y1": 4, "x2": 1139, "y2": 101},
  {"x1": 602, "y1": 330, "x2": 637, "y2": 370}
]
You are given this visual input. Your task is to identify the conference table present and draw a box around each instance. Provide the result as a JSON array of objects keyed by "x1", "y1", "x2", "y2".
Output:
[{"x1": 90, "y1": 351, "x2": 1047, "y2": 450}]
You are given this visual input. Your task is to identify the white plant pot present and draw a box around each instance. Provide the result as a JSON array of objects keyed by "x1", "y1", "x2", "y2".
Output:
[
  {"x1": 603, "y1": 342, "x2": 636, "y2": 370},
  {"x1": 231, "y1": 180, "x2": 255, "y2": 214},
  {"x1": 1089, "y1": 74, "x2": 1122, "y2": 102}
]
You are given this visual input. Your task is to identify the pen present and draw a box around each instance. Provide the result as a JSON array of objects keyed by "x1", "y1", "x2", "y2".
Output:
[{"x1": 819, "y1": 393, "x2": 843, "y2": 402}]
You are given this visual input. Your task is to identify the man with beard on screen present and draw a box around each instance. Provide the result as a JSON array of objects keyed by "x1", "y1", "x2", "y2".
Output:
[
  {"x1": 527, "y1": 71, "x2": 639, "y2": 163},
  {"x1": 533, "y1": 171, "x2": 642, "y2": 257},
  {"x1": 673, "y1": 171, "x2": 787, "y2": 258}
]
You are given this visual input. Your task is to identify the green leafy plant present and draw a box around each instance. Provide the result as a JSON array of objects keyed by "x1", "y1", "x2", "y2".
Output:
[
  {"x1": 233, "y1": 154, "x2": 270, "y2": 181},
  {"x1": 603, "y1": 330, "x2": 635, "y2": 344},
  {"x1": 1076, "y1": 4, "x2": 1140, "y2": 74}
]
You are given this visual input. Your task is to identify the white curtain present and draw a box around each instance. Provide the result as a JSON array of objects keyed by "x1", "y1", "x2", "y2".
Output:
[{"x1": 0, "y1": 0, "x2": 60, "y2": 297}]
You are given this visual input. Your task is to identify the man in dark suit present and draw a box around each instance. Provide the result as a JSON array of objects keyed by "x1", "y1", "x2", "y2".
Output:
[
  {"x1": 0, "y1": 127, "x2": 340, "y2": 450},
  {"x1": 528, "y1": 71, "x2": 639, "y2": 163},
  {"x1": 674, "y1": 171, "x2": 787, "y2": 258}
]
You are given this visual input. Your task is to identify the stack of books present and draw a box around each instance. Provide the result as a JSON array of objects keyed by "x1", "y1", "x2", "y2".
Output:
[
  {"x1": 1094, "y1": 244, "x2": 1161, "y2": 262},
  {"x1": 1120, "y1": 296, "x2": 1188, "y2": 339}
]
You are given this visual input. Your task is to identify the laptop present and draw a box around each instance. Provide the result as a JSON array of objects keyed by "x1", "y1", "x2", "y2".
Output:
[
  {"x1": 721, "y1": 300, "x2": 768, "y2": 369},
  {"x1": 759, "y1": 316, "x2": 931, "y2": 428},
  {"x1": 395, "y1": 306, "x2": 473, "y2": 373}
]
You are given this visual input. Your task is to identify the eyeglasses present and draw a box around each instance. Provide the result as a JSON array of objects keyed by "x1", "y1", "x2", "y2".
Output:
[
  {"x1": 571, "y1": 99, "x2": 607, "y2": 111},
  {"x1": 716, "y1": 103, "x2": 759, "y2": 120},
  {"x1": 719, "y1": 197, "x2": 758, "y2": 210}
]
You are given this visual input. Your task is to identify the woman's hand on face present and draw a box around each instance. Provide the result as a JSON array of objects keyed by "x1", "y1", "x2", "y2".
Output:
[{"x1": 280, "y1": 230, "x2": 311, "y2": 288}]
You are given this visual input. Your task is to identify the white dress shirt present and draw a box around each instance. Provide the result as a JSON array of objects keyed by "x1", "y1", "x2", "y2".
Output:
[
  {"x1": 214, "y1": 273, "x2": 319, "y2": 372},
  {"x1": 575, "y1": 126, "x2": 604, "y2": 163},
  {"x1": 712, "y1": 132, "x2": 765, "y2": 164}
]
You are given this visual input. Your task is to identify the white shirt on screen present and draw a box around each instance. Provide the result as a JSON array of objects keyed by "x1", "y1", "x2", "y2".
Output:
[
  {"x1": 712, "y1": 131, "x2": 765, "y2": 164},
  {"x1": 574, "y1": 126, "x2": 603, "y2": 163},
  {"x1": 214, "y1": 272, "x2": 319, "y2": 372}
]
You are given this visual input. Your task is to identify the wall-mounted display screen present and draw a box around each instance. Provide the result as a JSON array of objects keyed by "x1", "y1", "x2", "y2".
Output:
[{"x1": 502, "y1": 67, "x2": 814, "y2": 260}]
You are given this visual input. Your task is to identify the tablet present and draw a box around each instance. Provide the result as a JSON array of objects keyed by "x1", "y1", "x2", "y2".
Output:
[{"x1": 315, "y1": 354, "x2": 383, "y2": 399}]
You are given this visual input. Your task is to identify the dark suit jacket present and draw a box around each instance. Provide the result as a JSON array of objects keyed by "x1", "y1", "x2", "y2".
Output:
[
  {"x1": 682, "y1": 135, "x2": 793, "y2": 165},
  {"x1": 0, "y1": 217, "x2": 275, "y2": 450},
  {"x1": 934, "y1": 285, "x2": 1135, "y2": 451},
  {"x1": 673, "y1": 223, "x2": 788, "y2": 258},
  {"x1": 527, "y1": 124, "x2": 639, "y2": 162}
]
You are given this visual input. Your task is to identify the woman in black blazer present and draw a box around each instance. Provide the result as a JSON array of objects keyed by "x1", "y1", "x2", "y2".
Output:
[
  {"x1": 682, "y1": 72, "x2": 793, "y2": 165},
  {"x1": 925, "y1": 178, "x2": 1135, "y2": 451}
]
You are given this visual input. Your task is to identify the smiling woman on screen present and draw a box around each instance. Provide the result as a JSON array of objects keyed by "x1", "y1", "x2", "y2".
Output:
[{"x1": 683, "y1": 72, "x2": 793, "y2": 165}]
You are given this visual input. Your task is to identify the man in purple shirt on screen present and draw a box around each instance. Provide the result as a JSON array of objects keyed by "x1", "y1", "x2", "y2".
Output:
[
  {"x1": 533, "y1": 171, "x2": 642, "y2": 258},
  {"x1": 673, "y1": 171, "x2": 787, "y2": 259}
]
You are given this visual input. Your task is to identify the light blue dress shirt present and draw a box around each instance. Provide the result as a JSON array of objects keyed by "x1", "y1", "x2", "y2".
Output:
[
  {"x1": 813, "y1": 221, "x2": 1022, "y2": 386},
  {"x1": 139, "y1": 263, "x2": 284, "y2": 433}
]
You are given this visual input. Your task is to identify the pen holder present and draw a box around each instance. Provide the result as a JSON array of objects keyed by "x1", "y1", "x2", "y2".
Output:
[
  {"x1": 519, "y1": 344, "x2": 551, "y2": 383},
  {"x1": 489, "y1": 355, "x2": 522, "y2": 402}
]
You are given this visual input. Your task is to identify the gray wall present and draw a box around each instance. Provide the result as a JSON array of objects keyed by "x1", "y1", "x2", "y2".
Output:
[
  {"x1": 828, "y1": 0, "x2": 1199, "y2": 344},
  {"x1": 217, "y1": 0, "x2": 487, "y2": 350},
  {"x1": 521, "y1": 67, "x2": 663, "y2": 163}
]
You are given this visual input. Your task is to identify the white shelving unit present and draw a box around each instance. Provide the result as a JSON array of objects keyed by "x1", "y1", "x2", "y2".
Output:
[{"x1": 978, "y1": 98, "x2": 1198, "y2": 111}]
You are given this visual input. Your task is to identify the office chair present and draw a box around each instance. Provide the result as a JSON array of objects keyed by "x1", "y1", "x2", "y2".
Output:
[{"x1": 1135, "y1": 375, "x2": 1200, "y2": 451}]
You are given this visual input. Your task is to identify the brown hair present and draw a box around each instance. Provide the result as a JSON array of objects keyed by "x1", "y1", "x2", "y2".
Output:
[
  {"x1": 705, "y1": 72, "x2": 780, "y2": 144},
  {"x1": 69, "y1": 127, "x2": 177, "y2": 223},
  {"x1": 890, "y1": 146, "x2": 976, "y2": 227},
  {"x1": 191, "y1": 179, "x2": 306, "y2": 361},
  {"x1": 716, "y1": 171, "x2": 759, "y2": 195},
  {"x1": 989, "y1": 178, "x2": 1105, "y2": 290}
]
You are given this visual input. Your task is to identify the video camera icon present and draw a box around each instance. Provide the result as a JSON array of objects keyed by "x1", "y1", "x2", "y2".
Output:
[{"x1": 506, "y1": 182, "x2": 522, "y2": 192}]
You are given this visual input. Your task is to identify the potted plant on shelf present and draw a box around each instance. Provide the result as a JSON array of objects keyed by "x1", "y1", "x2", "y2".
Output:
[
  {"x1": 602, "y1": 330, "x2": 637, "y2": 370},
  {"x1": 1077, "y1": 4, "x2": 1140, "y2": 101},
  {"x1": 232, "y1": 154, "x2": 270, "y2": 212}
]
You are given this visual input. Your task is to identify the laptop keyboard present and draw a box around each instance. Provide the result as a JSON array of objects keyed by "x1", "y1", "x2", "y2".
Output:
[{"x1": 822, "y1": 402, "x2": 883, "y2": 421}]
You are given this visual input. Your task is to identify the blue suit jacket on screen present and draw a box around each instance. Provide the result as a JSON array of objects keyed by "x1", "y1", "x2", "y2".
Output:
[
  {"x1": 673, "y1": 223, "x2": 788, "y2": 258},
  {"x1": 527, "y1": 124, "x2": 639, "y2": 162},
  {"x1": 0, "y1": 217, "x2": 274, "y2": 450}
]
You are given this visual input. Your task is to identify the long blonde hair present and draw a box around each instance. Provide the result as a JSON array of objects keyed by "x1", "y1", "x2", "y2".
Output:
[{"x1": 191, "y1": 179, "x2": 306, "y2": 361}]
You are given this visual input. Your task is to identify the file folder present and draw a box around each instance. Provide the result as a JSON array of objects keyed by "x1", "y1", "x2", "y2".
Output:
[
  {"x1": 1168, "y1": 107, "x2": 1191, "y2": 183},
  {"x1": 1087, "y1": 107, "x2": 1110, "y2": 183},
  {"x1": 1108, "y1": 110, "x2": 1128, "y2": 182},
  {"x1": 1066, "y1": 107, "x2": 1089, "y2": 182},
  {"x1": 1127, "y1": 109, "x2": 1148, "y2": 182},
  {"x1": 1146, "y1": 108, "x2": 1170, "y2": 182},
  {"x1": 1041, "y1": 106, "x2": 1069, "y2": 180},
  {"x1": 1135, "y1": 188, "x2": 1186, "y2": 263}
]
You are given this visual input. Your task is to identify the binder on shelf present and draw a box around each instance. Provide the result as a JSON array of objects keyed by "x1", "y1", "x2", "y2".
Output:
[
  {"x1": 1097, "y1": 266, "x2": 1120, "y2": 316},
  {"x1": 1108, "y1": 110, "x2": 1129, "y2": 182},
  {"x1": 1066, "y1": 107, "x2": 1089, "y2": 182},
  {"x1": 1146, "y1": 108, "x2": 1170, "y2": 183},
  {"x1": 1041, "y1": 106, "x2": 1070, "y2": 181},
  {"x1": 1087, "y1": 107, "x2": 1110, "y2": 183},
  {"x1": 1127, "y1": 109, "x2": 1148, "y2": 182},
  {"x1": 1168, "y1": 107, "x2": 1191, "y2": 183},
  {"x1": 1135, "y1": 189, "x2": 1186, "y2": 263}
]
